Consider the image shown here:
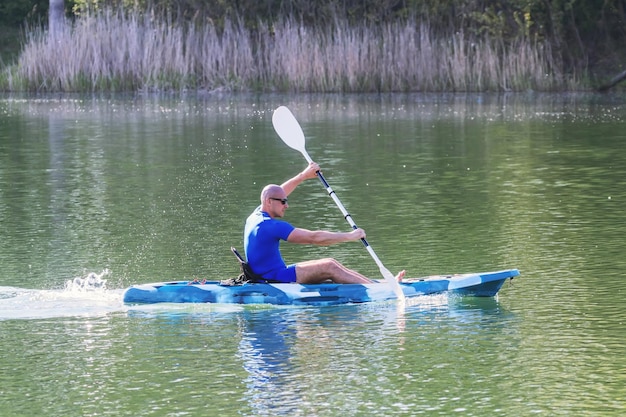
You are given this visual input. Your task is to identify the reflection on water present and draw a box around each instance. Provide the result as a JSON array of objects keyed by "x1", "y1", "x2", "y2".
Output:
[
  {"x1": 1, "y1": 92, "x2": 625, "y2": 415},
  {"x1": 242, "y1": 299, "x2": 523, "y2": 415}
]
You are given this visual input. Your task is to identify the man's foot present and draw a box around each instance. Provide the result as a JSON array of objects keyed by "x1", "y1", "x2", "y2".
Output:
[{"x1": 396, "y1": 270, "x2": 406, "y2": 282}]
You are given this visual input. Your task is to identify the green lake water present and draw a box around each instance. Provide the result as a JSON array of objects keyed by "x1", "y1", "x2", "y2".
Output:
[{"x1": 0, "y1": 93, "x2": 624, "y2": 416}]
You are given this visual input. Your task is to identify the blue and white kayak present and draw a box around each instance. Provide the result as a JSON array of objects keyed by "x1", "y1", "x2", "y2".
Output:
[{"x1": 122, "y1": 269, "x2": 519, "y2": 306}]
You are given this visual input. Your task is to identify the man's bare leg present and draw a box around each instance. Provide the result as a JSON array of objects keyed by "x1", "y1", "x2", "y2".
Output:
[{"x1": 295, "y1": 258, "x2": 373, "y2": 284}]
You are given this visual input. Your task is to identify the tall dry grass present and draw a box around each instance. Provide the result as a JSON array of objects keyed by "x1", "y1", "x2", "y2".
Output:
[{"x1": 3, "y1": 8, "x2": 574, "y2": 92}]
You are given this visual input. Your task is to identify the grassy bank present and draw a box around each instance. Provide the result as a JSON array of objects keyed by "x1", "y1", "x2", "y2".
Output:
[{"x1": 1, "y1": 8, "x2": 576, "y2": 93}]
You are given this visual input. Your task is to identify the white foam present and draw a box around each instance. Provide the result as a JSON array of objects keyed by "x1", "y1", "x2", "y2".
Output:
[{"x1": 0, "y1": 270, "x2": 125, "y2": 320}]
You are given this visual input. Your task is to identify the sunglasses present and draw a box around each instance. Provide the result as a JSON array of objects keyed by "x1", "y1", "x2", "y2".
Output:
[{"x1": 269, "y1": 197, "x2": 288, "y2": 205}]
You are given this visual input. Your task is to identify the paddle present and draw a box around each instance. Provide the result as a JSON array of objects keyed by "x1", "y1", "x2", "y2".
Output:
[{"x1": 272, "y1": 105, "x2": 405, "y2": 301}]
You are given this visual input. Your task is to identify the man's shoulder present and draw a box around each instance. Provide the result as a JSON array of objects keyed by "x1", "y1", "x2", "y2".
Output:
[
  {"x1": 258, "y1": 215, "x2": 294, "y2": 234},
  {"x1": 262, "y1": 215, "x2": 292, "y2": 228},
  {"x1": 245, "y1": 206, "x2": 264, "y2": 221}
]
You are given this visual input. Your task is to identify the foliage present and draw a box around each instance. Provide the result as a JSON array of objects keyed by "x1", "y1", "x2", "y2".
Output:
[
  {"x1": 0, "y1": 0, "x2": 48, "y2": 26},
  {"x1": 3, "y1": 1, "x2": 624, "y2": 54},
  {"x1": 1, "y1": 0, "x2": 624, "y2": 90},
  {"x1": 68, "y1": 1, "x2": 625, "y2": 69},
  {"x1": 4, "y1": 9, "x2": 571, "y2": 93}
]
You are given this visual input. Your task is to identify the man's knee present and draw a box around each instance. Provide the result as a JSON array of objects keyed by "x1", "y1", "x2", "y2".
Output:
[{"x1": 320, "y1": 258, "x2": 341, "y2": 271}]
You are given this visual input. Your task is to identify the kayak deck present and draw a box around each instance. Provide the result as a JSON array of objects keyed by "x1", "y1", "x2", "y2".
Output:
[{"x1": 123, "y1": 269, "x2": 519, "y2": 306}]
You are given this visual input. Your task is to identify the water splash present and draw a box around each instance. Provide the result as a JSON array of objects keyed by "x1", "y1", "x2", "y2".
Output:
[
  {"x1": 64, "y1": 269, "x2": 110, "y2": 291},
  {"x1": 0, "y1": 269, "x2": 124, "y2": 320}
]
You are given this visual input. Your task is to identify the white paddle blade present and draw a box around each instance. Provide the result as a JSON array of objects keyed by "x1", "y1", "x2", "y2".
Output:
[
  {"x1": 380, "y1": 266, "x2": 406, "y2": 301},
  {"x1": 369, "y1": 247, "x2": 405, "y2": 301},
  {"x1": 272, "y1": 106, "x2": 310, "y2": 160}
]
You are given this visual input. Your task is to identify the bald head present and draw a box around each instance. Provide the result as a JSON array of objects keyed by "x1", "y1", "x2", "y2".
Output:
[
  {"x1": 260, "y1": 184, "x2": 289, "y2": 218},
  {"x1": 260, "y1": 184, "x2": 284, "y2": 203}
]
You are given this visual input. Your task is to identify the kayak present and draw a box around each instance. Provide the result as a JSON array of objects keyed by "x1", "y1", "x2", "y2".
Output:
[{"x1": 122, "y1": 269, "x2": 519, "y2": 306}]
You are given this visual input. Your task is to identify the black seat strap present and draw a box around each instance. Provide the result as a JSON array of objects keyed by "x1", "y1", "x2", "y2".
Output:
[{"x1": 230, "y1": 247, "x2": 280, "y2": 283}]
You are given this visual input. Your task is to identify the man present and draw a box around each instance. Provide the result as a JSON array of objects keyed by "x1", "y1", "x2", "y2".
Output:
[{"x1": 244, "y1": 162, "x2": 405, "y2": 284}]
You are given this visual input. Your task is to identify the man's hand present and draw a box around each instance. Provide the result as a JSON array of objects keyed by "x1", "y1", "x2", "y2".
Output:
[
  {"x1": 350, "y1": 228, "x2": 366, "y2": 241},
  {"x1": 300, "y1": 161, "x2": 321, "y2": 180}
]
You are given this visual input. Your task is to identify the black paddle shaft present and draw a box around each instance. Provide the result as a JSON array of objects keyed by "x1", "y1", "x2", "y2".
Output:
[{"x1": 315, "y1": 170, "x2": 371, "y2": 249}]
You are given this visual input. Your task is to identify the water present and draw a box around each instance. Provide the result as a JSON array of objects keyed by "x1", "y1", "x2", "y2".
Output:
[{"x1": 0, "y1": 93, "x2": 625, "y2": 416}]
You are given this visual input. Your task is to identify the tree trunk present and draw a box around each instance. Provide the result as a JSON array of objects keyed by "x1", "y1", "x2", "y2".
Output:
[{"x1": 49, "y1": 0, "x2": 65, "y2": 36}]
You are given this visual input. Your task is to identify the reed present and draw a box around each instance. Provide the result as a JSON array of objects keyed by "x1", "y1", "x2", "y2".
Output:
[{"x1": 2, "y1": 8, "x2": 574, "y2": 92}]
